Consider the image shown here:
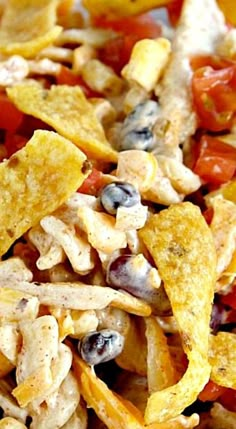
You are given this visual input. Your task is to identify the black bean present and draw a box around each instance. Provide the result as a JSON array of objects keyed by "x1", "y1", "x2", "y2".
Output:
[
  {"x1": 119, "y1": 127, "x2": 154, "y2": 151},
  {"x1": 106, "y1": 254, "x2": 172, "y2": 316},
  {"x1": 119, "y1": 100, "x2": 160, "y2": 151},
  {"x1": 78, "y1": 329, "x2": 124, "y2": 365},
  {"x1": 100, "y1": 182, "x2": 140, "y2": 215}
]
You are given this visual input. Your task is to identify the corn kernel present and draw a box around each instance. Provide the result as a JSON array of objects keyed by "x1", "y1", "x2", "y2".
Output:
[
  {"x1": 122, "y1": 38, "x2": 171, "y2": 92},
  {"x1": 81, "y1": 59, "x2": 124, "y2": 96}
]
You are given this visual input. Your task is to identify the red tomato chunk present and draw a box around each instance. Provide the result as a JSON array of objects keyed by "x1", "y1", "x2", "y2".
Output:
[
  {"x1": 193, "y1": 135, "x2": 236, "y2": 185},
  {"x1": 198, "y1": 380, "x2": 227, "y2": 402},
  {"x1": 192, "y1": 62, "x2": 236, "y2": 131},
  {"x1": 96, "y1": 13, "x2": 161, "y2": 73},
  {"x1": 78, "y1": 168, "x2": 103, "y2": 196},
  {"x1": 221, "y1": 284, "x2": 236, "y2": 310}
]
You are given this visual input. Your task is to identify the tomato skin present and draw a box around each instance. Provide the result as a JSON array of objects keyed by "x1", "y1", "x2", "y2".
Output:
[
  {"x1": 96, "y1": 13, "x2": 161, "y2": 73},
  {"x1": 0, "y1": 93, "x2": 23, "y2": 132},
  {"x1": 221, "y1": 284, "x2": 236, "y2": 310},
  {"x1": 219, "y1": 388, "x2": 236, "y2": 412},
  {"x1": 192, "y1": 64, "x2": 236, "y2": 131},
  {"x1": 56, "y1": 66, "x2": 101, "y2": 98},
  {"x1": 190, "y1": 55, "x2": 235, "y2": 72},
  {"x1": 93, "y1": 13, "x2": 161, "y2": 39},
  {"x1": 4, "y1": 132, "x2": 28, "y2": 157},
  {"x1": 193, "y1": 135, "x2": 236, "y2": 185},
  {"x1": 78, "y1": 168, "x2": 103, "y2": 196},
  {"x1": 198, "y1": 380, "x2": 227, "y2": 402},
  {"x1": 203, "y1": 207, "x2": 214, "y2": 224},
  {"x1": 166, "y1": 0, "x2": 183, "y2": 26},
  {"x1": 99, "y1": 34, "x2": 138, "y2": 74}
]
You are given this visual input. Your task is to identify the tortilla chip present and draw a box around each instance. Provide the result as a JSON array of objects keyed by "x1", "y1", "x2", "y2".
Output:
[
  {"x1": 12, "y1": 365, "x2": 53, "y2": 408},
  {"x1": 0, "y1": 352, "x2": 15, "y2": 378},
  {"x1": 216, "y1": 250, "x2": 236, "y2": 290},
  {"x1": 205, "y1": 179, "x2": 236, "y2": 205},
  {"x1": 0, "y1": 130, "x2": 90, "y2": 257},
  {"x1": 147, "y1": 414, "x2": 200, "y2": 429},
  {"x1": 116, "y1": 316, "x2": 147, "y2": 377},
  {"x1": 145, "y1": 316, "x2": 177, "y2": 393},
  {"x1": 217, "y1": 0, "x2": 236, "y2": 25},
  {"x1": 139, "y1": 202, "x2": 216, "y2": 423},
  {"x1": 0, "y1": 0, "x2": 62, "y2": 58},
  {"x1": 72, "y1": 347, "x2": 145, "y2": 429},
  {"x1": 209, "y1": 332, "x2": 236, "y2": 389},
  {"x1": 0, "y1": 380, "x2": 28, "y2": 424},
  {"x1": 82, "y1": 0, "x2": 171, "y2": 18},
  {"x1": 209, "y1": 197, "x2": 236, "y2": 278},
  {"x1": 7, "y1": 83, "x2": 117, "y2": 162}
]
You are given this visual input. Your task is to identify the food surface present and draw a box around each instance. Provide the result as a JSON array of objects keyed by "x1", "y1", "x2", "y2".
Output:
[{"x1": 0, "y1": 0, "x2": 235, "y2": 428}]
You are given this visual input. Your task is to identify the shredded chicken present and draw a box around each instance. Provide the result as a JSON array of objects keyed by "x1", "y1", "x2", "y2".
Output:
[{"x1": 154, "y1": 0, "x2": 227, "y2": 149}]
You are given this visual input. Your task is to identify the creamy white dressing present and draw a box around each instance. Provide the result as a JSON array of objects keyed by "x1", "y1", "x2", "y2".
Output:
[{"x1": 157, "y1": 0, "x2": 228, "y2": 147}]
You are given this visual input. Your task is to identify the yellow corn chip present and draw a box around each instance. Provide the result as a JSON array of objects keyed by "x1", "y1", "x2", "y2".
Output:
[
  {"x1": 12, "y1": 364, "x2": 53, "y2": 407},
  {"x1": 82, "y1": 0, "x2": 172, "y2": 18},
  {"x1": 0, "y1": 352, "x2": 15, "y2": 378},
  {"x1": 216, "y1": 251, "x2": 236, "y2": 290},
  {"x1": 139, "y1": 202, "x2": 216, "y2": 424},
  {"x1": 205, "y1": 179, "x2": 236, "y2": 205},
  {"x1": 0, "y1": 0, "x2": 62, "y2": 58},
  {"x1": 148, "y1": 414, "x2": 200, "y2": 429},
  {"x1": 209, "y1": 332, "x2": 236, "y2": 389},
  {"x1": 217, "y1": 0, "x2": 236, "y2": 25},
  {"x1": 116, "y1": 316, "x2": 147, "y2": 377},
  {"x1": 145, "y1": 316, "x2": 177, "y2": 393},
  {"x1": 0, "y1": 130, "x2": 89, "y2": 257},
  {"x1": 72, "y1": 347, "x2": 145, "y2": 429},
  {"x1": 7, "y1": 83, "x2": 117, "y2": 162}
]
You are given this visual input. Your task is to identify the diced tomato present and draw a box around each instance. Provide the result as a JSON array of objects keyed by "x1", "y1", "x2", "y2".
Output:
[
  {"x1": 56, "y1": 66, "x2": 101, "y2": 98},
  {"x1": 190, "y1": 55, "x2": 235, "y2": 72},
  {"x1": 93, "y1": 13, "x2": 161, "y2": 39},
  {"x1": 192, "y1": 64, "x2": 236, "y2": 131},
  {"x1": 198, "y1": 380, "x2": 227, "y2": 402},
  {"x1": 0, "y1": 93, "x2": 23, "y2": 132},
  {"x1": 203, "y1": 207, "x2": 214, "y2": 224},
  {"x1": 4, "y1": 132, "x2": 28, "y2": 157},
  {"x1": 78, "y1": 168, "x2": 103, "y2": 196},
  {"x1": 99, "y1": 34, "x2": 139, "y2": 74},
  {"x1": 18, "y1": 115, "x2": 52, "y2": 139},
  {"x1": 220, "y1": 284, "x2": 236, "y2": 310},
  {"x1": 193, "y1": 135, "x2": 236, "y2": 185},
  {"x1": 219, "y1": 388, "x2": 236, "y2": 412},
  {"x1": 96, "y1": 13, "x2": 161, "y2": 73},
  {"x1": 166, "y1": 0, "x2": 183, "y2": 26}
]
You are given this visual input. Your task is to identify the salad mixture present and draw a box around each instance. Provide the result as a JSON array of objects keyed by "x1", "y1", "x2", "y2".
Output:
[{"x1": 0, "y1": 0, "x2": 235, "y2": 428}]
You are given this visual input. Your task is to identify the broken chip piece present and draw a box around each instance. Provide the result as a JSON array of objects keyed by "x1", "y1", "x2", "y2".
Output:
[
  {"x1": 0, "y1": 130, "x2": 90, "y2": 256},
  {"x1": 7, "y1": 83, "x2": 118, "y2": 162},
  {"x1": 0, "y1": 0, "x2": 62, "y2": 58},
  {"x1": 139, "y1": 202, "x2": 216, "y2": 423}
]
